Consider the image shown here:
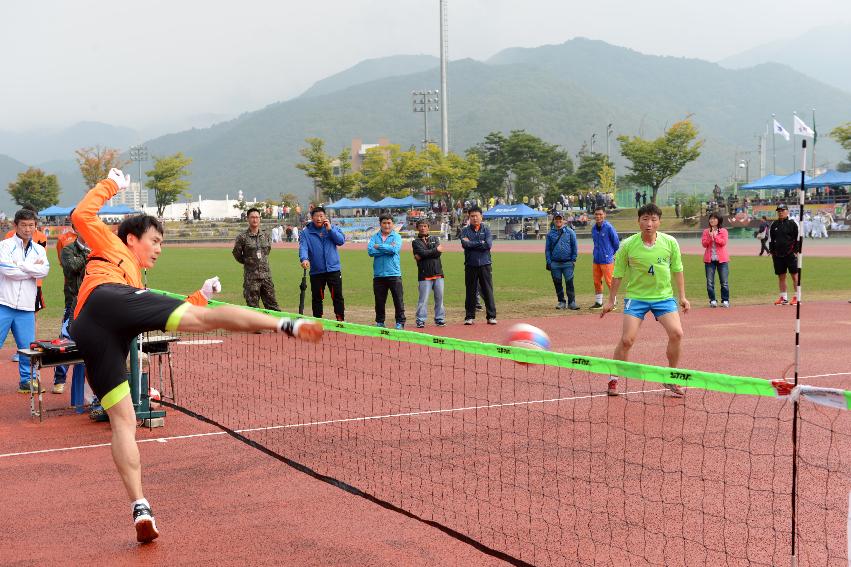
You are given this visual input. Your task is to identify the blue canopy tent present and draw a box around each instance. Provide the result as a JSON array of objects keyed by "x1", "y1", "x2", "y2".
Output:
[
  {"x1": 38, "y1": 204, "x2": 139, "y2": 217},
  {"x1": 766, "y1": 173, "x2": 812, "y2": 189},
  {"x1": 739, "y1": 175, "x2": 784, "y2": 190},
  {"x1": 370, "y1": 197, "x2": 406, "y2": 208},
  {"x1": 482, "y1": 203, "x2": 547, "y2": 218},
  {"x1": 325, "y1": 197, "x2": 362, "y2": 209},
  {"x1": 805, "y1": 170, "x2": 851, "y2": 188},
  {"x1": 396, "y1": 196, "x2": 429, "y2": 208},
  {"x1": 350, "y1": 197, "x2": 377, "y2": 208},
  {"x1": 99, "y1": 205, "x2": 140, "y2": 215},
  {"x1": 38, "y1": 205, "x2": 74, "y2": 216}
]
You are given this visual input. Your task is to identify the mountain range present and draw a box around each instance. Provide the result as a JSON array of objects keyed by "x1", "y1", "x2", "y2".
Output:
[
  {"x1": 720, "y1": 24, "x2": 851, "y2": 94},
  {"x1": 2, "y1": 37, "x2": 850, "y2": 209}
]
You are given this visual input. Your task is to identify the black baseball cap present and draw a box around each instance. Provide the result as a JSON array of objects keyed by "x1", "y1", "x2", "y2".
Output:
[
  {"x1": 776, "y1": 204, "x2": 788, "y2": 211},
  {"x1": 553, "y1": 212, "x2": 564, "y2": 218}
]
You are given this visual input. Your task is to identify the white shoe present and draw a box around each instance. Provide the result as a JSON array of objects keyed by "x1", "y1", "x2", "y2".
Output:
[
  {"x1": 721, "y1": 301, "x2": 730, "y2": 308},
  {"x1": 709, "y1": 300, "x2": 718, "y2": 308}
]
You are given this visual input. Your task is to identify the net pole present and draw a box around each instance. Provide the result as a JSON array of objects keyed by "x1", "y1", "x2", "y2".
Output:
[{"x1": 790, "y1": 139, "x2": 807, "y2": 567}]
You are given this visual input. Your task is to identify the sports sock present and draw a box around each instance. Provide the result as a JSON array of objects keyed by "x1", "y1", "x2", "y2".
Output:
[
  {"x1": 608, "y1": 375, "x2": 618, "y2": 383},
  {"x1": 780, "y1": 292, "x2": 788, "y2": 300},
  {"x1": 595, "y1": 294, "x2": 603, "y2": 304},
  {"x1": 132, "y1": 498, "x2": 151, "y2": 512}
]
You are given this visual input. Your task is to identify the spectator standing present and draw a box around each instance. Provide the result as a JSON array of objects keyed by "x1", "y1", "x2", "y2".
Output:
[
  {"x1": 299, "y1": 207, "x2": 345, "y2": 320},
  {"x1": 368, "y1": 215, "x2": 405, "y2": 329},
  {"x1": 0, "y1": 209, "x2": 50, "y2": 393},
  {"x1": 590, "y1": 207, "x2": 620, "y2": 309},
  {"x1": 642, "y1": 191, "x2": 648, "y2": 206},
  {"x1": 769, "y1": 204, "x2": 800, "y2": 305},
  {"x1": 701, "y1": 212, "x2": 730, "y2": 308},
  {"x1": 232, "y1": 207, "x2": 280, "y2": 311},
  {"x1": 52, "y1": 225, "x2": 90, "y2": 393},
  {"x1": 756, "y1": 215, "x2": 770, "y2": 256},
  {"x1": 460, "y1": 207, "x2": 496, "y2": 325},
  {"x1": 674, "y1": 199, "x2": 681, "y2": 218},
  {"x1": 285, "y1": 225, "x2": 293, "y2": 242},
  {"x1": 412, "y1": 219, "x2": 445, "y2": 328},
  {"x1": 545, "y1": 212, "x2": 579, "y2": 310},
  {"x1": 634, "y1": 190, "x2": 641, "y2": 209}
]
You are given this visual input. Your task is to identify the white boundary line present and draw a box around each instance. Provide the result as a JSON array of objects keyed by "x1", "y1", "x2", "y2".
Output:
[
  {"x1": 3, "y1": 370, "x2": 847, "y2": 461},
  {"x1": 0, "y1": 387, "x2": 668, "y2": 459}
]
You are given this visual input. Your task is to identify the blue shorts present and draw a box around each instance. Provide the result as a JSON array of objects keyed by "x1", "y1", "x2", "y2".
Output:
[{"x1": 623, "y1": 298, "x2": 678, "y2": 320}]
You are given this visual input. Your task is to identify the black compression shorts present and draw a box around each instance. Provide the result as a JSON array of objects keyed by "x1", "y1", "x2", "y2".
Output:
[{"x1": 69, "y1": 284, "x2": 187, "y2": 409}]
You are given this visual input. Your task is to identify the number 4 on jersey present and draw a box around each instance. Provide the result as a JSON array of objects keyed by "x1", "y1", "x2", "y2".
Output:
[{"x1": 648, "y1": 265, "x2": 655, "y2": 275}]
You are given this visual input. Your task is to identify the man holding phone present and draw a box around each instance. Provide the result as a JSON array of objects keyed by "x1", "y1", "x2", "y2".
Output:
[{"x1": 299, "y1": 207, "x2": 346, "y2": 320}]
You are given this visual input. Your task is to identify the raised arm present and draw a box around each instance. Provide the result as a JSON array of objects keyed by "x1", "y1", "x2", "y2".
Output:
[{"x1": 71, "y1": 171, "x2": 129, "y2": 257}]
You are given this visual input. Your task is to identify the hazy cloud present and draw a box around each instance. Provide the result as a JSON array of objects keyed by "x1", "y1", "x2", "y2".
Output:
[{"x1": 2, "y1": 0, "x2": 849, "y2": 131}]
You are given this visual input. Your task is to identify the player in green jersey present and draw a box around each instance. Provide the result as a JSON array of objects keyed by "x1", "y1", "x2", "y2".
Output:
[{"x1": 601, "y1": 203, "x2": 690, "y2": 397}]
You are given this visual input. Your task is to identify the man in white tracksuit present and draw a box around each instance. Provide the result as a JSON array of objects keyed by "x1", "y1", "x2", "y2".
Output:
[{"x1": 0, "y1": 208, "x2": 50, "y2": 393}]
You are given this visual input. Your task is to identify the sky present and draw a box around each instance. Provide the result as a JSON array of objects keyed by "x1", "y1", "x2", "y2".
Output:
[{"x1": 2, "y1": 0, "x2": 849, "y2": 133}]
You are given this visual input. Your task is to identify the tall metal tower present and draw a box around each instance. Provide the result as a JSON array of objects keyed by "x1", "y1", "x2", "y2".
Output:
[{"x1": 439, "y1": 0, "x2": 449, "y2": 155}]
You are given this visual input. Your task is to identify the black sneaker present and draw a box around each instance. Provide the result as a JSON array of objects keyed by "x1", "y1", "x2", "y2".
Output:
[
  {"x1": 133, "y1": 503, "x2": 159, "y2": 543},
  {"x1": 590, "y1": 302, "x2": 603, "y2": 309},
  {"x1": 416, "y1": 321, "x2": 425, "y2": 329},
  {"x1": 435, "y1": 320, "x2": 446, "y2": 327}
]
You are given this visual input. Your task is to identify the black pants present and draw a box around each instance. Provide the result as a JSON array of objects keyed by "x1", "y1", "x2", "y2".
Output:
[
  {"x1": 465, "y1": 265, "x2": 496, "y2": 319},
  {"x1": 373, "y1": 276, "x2": 405, "y2": 325},
  {"x1": 310, "y1": 271, "x2": 345, "y2": 320},
  {"x1": 759, "y1": 238, "x2": 770, "y2": 256}
]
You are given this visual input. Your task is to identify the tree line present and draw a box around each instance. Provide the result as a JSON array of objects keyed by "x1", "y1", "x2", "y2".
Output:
[
  {"x1": 7, "y1": 149, "x2": 192, "y2": 216},
  {"x1": 11, "y1": 118, "x2": 849, "y2": 215},
  {"x1": 296, "y1": 119, "x2": 707, "y2": 206}
]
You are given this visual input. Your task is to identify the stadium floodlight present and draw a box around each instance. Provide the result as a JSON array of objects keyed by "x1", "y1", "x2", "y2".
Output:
[
  {"x1": 128, "y1": 144, "x2": 149, "y2": 209},
  {"x1": 412, "y1": 90, "x2": 441, "y2": 149}
]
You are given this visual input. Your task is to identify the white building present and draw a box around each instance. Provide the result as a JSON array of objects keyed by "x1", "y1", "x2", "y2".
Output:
[{"x1": 110, "y1": 181, "x2": 150, "y2": 209}]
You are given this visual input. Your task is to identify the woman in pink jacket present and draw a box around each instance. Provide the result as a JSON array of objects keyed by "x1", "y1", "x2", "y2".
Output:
[{"x1": 701, "y1": 212, "x2": 730, "y2": 307}]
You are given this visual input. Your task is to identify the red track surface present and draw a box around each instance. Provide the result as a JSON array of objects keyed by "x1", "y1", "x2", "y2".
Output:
[{"x1": 1, "y1": 300, "x2": 849, "y2": 565}]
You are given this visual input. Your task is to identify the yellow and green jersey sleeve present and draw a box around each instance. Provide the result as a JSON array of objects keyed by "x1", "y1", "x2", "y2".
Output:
[{"x1": 612, "y1": 232, "x2": 683, "y2": 301}]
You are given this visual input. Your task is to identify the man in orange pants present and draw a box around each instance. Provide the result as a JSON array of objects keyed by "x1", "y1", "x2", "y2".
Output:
[{"x1": 590, "y1": 207, "x2": 620, "y2": 309}]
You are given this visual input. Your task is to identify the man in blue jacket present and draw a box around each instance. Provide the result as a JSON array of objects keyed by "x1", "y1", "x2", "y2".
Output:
[
  {"x1": 590, "y1": 207, "x2": 620, "y2": 309},
  {"x1": 368, "y1": 214, "x2": 405, "y2": 329},
  {"x1": 461, "y1": 207, "x2": 496, "y2": 325},
  {"x1": 299, "y1": 207, "x2": 346, "y2": 321},
  {"x1": 545, "y1": 212, "x2": 579, "y2": 310}
]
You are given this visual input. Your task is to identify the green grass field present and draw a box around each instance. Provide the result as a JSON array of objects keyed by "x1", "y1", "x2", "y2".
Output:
[{"x1": 30, "y1": 246, "x2": 851, "y2": 336}]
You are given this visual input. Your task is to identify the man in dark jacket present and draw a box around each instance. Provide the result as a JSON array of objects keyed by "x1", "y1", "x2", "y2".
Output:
[
  {"x1": 298, "y1": 207, "x2": 346, "y2": 320},
  {"x1": 232, "y1": 208, "x2": 280, "y2": 311},
  {"x1": 545, "y1": 213, "x2": 579, "y2": 310},
  {"x1": 769, "y1": 204, "x2": 800, "y2": 305},
  {"x1": 412, "y1": 219, "x2": 445, "y2": 328},
  {"x1": 52, "y1": 225, "x2": 90, "y2": 394},
  {"x1": 460, "y1": 207, "x2": 496, "y2": 325}
]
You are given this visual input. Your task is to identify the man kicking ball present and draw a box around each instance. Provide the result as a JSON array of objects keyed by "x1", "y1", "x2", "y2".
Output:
[
  {"x1": 70, "y1": 169, "x2": 322, "y2": 544},
  {"x1": 600, "y1": 203, "x2": 689, "y2": 397}
]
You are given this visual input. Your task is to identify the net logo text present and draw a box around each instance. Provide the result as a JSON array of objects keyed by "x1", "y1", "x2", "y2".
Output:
[
  {"x1": 669, "y1": 371, "x2": 692, "y2": 381},
  {"x1": 571, "y1": 357, "x2": 590, "y2": 366}
]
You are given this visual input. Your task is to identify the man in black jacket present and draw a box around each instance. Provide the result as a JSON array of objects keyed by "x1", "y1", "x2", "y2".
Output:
[
  {"x1": 460, "y1": 207, "x2": 496, "y2": 325},
  {"x1": 412, "y1": 220, "x2": 445, "y2": 328},
  {"x1": 769, "y1": 204, "x2": 800, "y2": 305}
]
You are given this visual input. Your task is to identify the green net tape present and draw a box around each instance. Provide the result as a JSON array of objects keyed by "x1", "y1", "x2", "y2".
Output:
[{"x1": 150, "y1": 288, "x2": 790, "y2": 399}]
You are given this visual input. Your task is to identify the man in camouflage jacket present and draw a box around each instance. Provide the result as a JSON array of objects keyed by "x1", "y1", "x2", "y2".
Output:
[{"x1": 232, "y1": 207, "x2": 280, "y2": 311}]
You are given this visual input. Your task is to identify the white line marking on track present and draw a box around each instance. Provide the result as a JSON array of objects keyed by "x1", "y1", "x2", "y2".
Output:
[
  {"x1": 0, "y1": 387, "x2": 669, "y2": 459},
  {"x1": 5, "y1": 373, "x2": 846, "y2": 461}
]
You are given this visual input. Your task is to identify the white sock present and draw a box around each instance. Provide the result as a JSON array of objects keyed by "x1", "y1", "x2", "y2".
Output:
[
  {"x1": 609, "y1": 375, "x2": 618, "y2": 383},
  {"x1": 595, "y1": 293, "x2": 603, "y2": 304},
  {"x1": 132, "y1": 498, "x2": 150, "y2": 512},
  {"x1": 780, "y1": 292, "x2": 788, "y2": 300}
]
